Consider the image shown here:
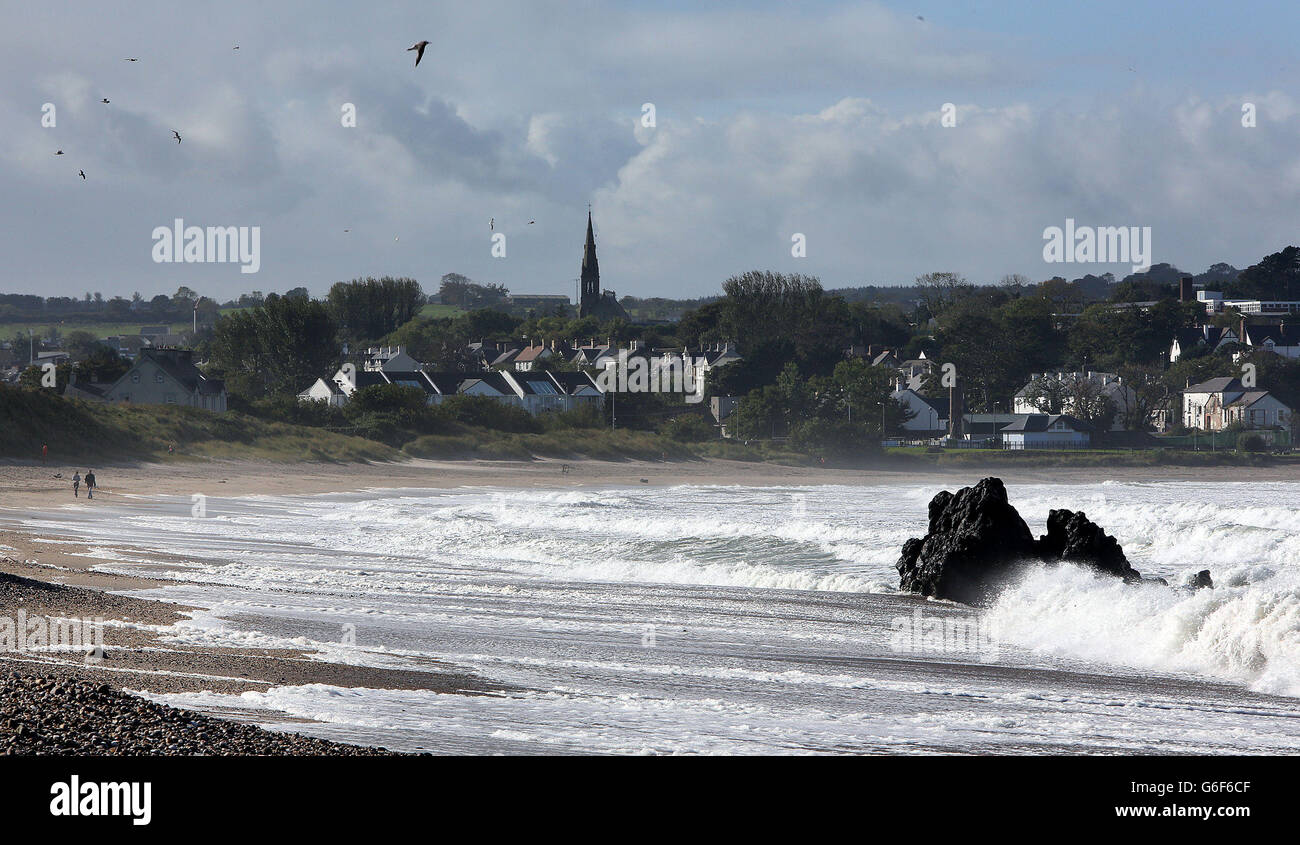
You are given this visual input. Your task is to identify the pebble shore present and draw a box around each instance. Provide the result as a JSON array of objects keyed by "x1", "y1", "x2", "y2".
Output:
[{"x1": 1, "y1": 673, "x2": 397, "y2": 755}]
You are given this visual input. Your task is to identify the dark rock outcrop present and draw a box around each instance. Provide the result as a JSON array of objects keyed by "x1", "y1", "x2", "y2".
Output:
[
  {"x1": 897, "y1": 477, "x2": 1164, "y2": 605},
  {"x1": 1189, "y1": 569, "x2": 1214, "y2": 590},
  {"x1": 896, "y1": 477, "x2": 1040, "y2": 605},
  {"x1": 1037, "y1": 508, "x2": 1140, "y2": 582}
]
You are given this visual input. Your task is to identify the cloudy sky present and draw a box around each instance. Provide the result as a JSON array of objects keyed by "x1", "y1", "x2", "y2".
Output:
[{"x1": 3, "y1": 0, "x2": 1298, "y2": 302}]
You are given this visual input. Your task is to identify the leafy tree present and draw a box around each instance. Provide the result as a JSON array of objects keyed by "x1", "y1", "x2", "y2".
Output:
[
  {"x1": 209, "y1": 294, "x2": 339, "y2": 399},
  {"x1": 1226, "y1": 246, "x2": 1300, "y2": 300},
  {"x1": 328, "y1": 276, "x2": 424, "y2": 342}
]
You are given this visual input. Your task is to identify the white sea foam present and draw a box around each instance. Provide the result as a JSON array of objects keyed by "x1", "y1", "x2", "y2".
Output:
[{"x1": 8, "y1": 478, "x2": 1300, "y2": 753}]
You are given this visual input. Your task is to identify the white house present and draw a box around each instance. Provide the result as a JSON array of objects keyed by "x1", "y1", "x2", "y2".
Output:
[
  {"x1": 67, "y1": 347, "x2": 227, "y2": 412},
  {"x1": 891, "y1": 388, "x2": 948, "y2": 434},
  {"x1": 1169, "y1": 325, "x2": 1238, "y2": 363},
  {"x1": 1012, "y1": 371, "x2": 1135, "y2": 431},
  {"x1": 1000, "y1": 415, "x2": 1092, "y2": 450},
  {"x1": 512, "y1": 343, "x2": 562, "y2": 372},
  {"x1": 459, "y1": 372, "x2": 523, "y2": 406},
  {"x1": 297, "y1": 377, "x2": 347, "y2": 407},
  {"x1": 1182, "y1": 376, "x2": 1292, "y2": 431},
  {"x1": 1239, "y1": 323, "x2": 1300, "y2": 360},
  {"x1": 362, "y1": 345, "x2": 422, "y2": 372},
  {"x1": 1222, "y1": 391, "x2": 1293, "y2": 430}
]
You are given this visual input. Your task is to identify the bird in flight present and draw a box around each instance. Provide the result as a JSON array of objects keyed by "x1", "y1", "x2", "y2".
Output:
[
  {"x1": 528, "y1": 220, "x2": 535, "y2": 225},
  {"x1": 124, "y1": 57, "x2": 139, "y2": 62},
  {"x1": 79, "y1": 170, "x2": 86, "y2": 180},
  {"x1": 55, "y1": 150, "x2": 64, "y2": 155},
  {"x1": 101, "y1": 98, "x2": 110, "y2": 104},
  {"x1": 172, "y1": 130, "x2": 182, "y2": 143},
  {"x1": 489, "y1": 217, "x2": 494, "y2": 231},
  {"x1": 408, "y1": 40, "x2": 429, "y2": 67}
]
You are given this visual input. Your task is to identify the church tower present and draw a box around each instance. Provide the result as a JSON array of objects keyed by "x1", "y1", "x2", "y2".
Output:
[{"x1": 579, "y1": 210, "x2": 600, "y2": 317}]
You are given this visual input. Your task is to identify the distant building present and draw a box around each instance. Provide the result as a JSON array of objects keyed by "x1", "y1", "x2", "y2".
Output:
[
  {"x1": 507, "y1": 294, "x2": 573, "y2": 313},
  {"x1": 68, "y1": 347, "x2": 226, "y2": 411},
  {"x1": 362, "y1": 346, "x2": 422, "y2": 372},
  {"x1": 1000, "y1": 415, "x2": 1093, "y2": 450},
  {"x1": 1182, "y1": 377, "x2": 1292, "y2": 431},
  {"x1": 577, "y1": 211, "x2": 629, "y2": 321},
  {"x1": 710, "y1": 396, "x2": 740, "y2": 435},
  {"x1": 1169, "y1": 325, "x2": 1237, "y2": 362},
  {"x1": 891, "y1": 388, "x2": 949, "y2": 435},
  {"x1": 1238, "y1": 322, "x2": 1300, "y2": 359},
  {"x1": 513, "y1": 342, "x2": 567, "y2": 372},
  {"x1": 1011, "y1": 371, "x2": 1135, "y2": 431}
]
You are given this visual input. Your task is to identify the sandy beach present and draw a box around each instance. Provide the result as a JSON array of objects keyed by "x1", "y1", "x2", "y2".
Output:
[{"x1": 7, "y1": 454, "x2": 1300, "y2": 509}]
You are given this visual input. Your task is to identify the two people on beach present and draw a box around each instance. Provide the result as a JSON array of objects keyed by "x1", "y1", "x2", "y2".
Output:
[{"x1": 73, "y1": 470, "x2": 96, "y2": 499}]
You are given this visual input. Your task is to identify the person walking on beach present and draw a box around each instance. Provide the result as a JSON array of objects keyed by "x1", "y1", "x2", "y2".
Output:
[
  {"x1": 85, "y1": 470, "x2": 96, "y2": 500},
  {"x1": 41, "y1": 443, "x2": 48, "y2": 463},
  {"x1": 72, "y1": 471, "x2": 81, "y2": 498}
]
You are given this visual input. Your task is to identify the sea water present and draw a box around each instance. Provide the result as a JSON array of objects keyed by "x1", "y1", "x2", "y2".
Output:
[{"x1": 8, "y1": 480, "x2": 1300, "y2": 755}]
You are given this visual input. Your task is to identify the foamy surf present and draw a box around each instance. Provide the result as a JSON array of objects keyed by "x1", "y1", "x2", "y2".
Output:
[{"x1": 6, "y1": 478, "x2": 1300, "y2": 753}]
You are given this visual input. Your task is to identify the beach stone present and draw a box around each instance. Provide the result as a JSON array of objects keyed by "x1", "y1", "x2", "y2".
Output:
[
  {"x1": 1189, "y1": 569, "x2": 1214, "y2": 590},
  {"x1": 897, "y1": 477, "x2": 1148, "y2": 605}
]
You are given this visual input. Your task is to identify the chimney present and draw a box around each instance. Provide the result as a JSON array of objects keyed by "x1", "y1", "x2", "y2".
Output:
[
  {"x1": 1179, "y1": 276, "x2": 1194, "y2": 303},
  {"x1": 1240, "y1": 318, "x2": 1246, "y2": 344}
]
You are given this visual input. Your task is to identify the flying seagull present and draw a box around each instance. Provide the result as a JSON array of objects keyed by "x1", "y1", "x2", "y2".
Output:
[
  {"x1": 408, "y1": 40, "x2": 429, "y2": 67},
  {"x1": 55, "y1": 150, "x2": 64, "y2": 155},
  {"x1": 172, "y1": 130, "x2": 182, "y2": 143},
  {"x1": 489, "y1": 217, "x2": 494, "y2": 231},
  {"x1": 528, "y1": 220, "x2": 535, "y2": 225},
  {"x1": 124, "y1": 57, "x2": 138, "y2": 62},
  {"x1": 101, "y1": 98, "x2": 110, "y2": 104},
  {"x1": 79, "y1": 170, "x2": 86, "y2": 180}
]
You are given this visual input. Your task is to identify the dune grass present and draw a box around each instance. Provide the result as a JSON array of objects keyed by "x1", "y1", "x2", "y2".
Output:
[{"x1": 0, "y1": 385, "x2": 397, "y2": 463}]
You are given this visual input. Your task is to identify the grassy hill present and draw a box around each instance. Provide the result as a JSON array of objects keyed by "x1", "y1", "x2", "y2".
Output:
[
  {"x1": 0, "y1": 321, "x2": 187, "y2": 341},
  {"x1": 0, "y1": 385, "x2": 397, "y2": 463},
  {"x1": 417, "y1": 303, "x2": 466, "y2": 319}
]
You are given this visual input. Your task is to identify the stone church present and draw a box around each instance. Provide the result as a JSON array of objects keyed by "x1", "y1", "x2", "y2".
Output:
[{"x1": 578, "y1": 211, "x2": 629, "y2": 320}]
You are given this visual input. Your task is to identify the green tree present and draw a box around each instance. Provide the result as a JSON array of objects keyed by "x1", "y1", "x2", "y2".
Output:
[
  {"x1": 209, "y1": 293, "x2": 339, "y2": 399},
  {"x1": 328, "y1": 276, "x2": 424, "y2": 342}
]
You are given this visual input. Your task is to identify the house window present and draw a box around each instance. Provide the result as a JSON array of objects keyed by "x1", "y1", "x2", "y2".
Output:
[
  {"x1": 131, "y1": 372, "x2": 140, "y2": 383},
  {"x1": 155, "y1": 371, "x2": 164, "y2": 383},
  {"x1": 165, "y1": 393, "x2": 176, "y2": 404}
]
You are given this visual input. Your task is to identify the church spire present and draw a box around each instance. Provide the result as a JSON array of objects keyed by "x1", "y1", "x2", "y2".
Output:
[{"x1": 580, "y1": 209, "x2": 600, "y2": 316}]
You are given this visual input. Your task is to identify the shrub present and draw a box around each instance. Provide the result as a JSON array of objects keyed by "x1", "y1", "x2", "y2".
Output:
[
  {"x1": 439, "y1": 395, "x2": 541, "y2": 433},
  {"x1": 1237, "y1": 432, "x2": 1267, "y2": 452},
  {"x1": 659, "y1": 413, "x2": 717, "y2": 442}
]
